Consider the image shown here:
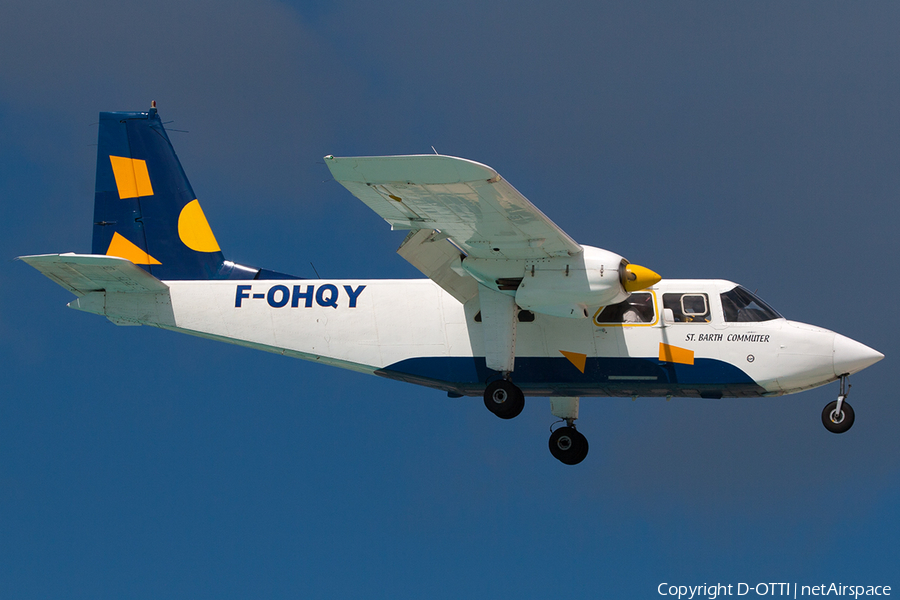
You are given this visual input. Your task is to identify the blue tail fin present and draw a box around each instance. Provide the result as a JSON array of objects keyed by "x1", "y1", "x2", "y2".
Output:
[
  {"x1": 93, "y1": 106, "x2": 231, "y2": 280},
  {"x1": 92, "y1": 105, "x2": 299, "y2": 281}
]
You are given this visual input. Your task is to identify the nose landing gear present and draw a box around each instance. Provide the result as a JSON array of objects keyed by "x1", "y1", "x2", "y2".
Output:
[{"x1": 822, "y1": 374, "x2": 855, "y2": 434}]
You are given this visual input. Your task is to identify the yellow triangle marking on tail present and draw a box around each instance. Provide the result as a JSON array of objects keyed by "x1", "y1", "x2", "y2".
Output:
[
  {"x1": 109, "y1": 156, "x2": 154, "y2": 199},
  {"x1": 559, "y1": 350, "x2": 587, "y2": 373},
  {"x1": 659, "y1": 343, "x2": 694, "y2": 365},
  {"x1": 105, "y1": 232, "x2": 161, "y2": 265},
  {"x1": 178, "y1": 199, "x2": 221, "y2": 252}
]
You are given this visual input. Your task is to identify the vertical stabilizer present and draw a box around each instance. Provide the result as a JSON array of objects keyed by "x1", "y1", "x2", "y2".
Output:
[{"x1": 92, "y1": 106, "x2": 226, "y2": 280}]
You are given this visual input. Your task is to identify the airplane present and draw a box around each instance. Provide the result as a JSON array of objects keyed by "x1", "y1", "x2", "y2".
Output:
[{"x1": 20, "y1": 104, "x2": 884, "y2": 465}]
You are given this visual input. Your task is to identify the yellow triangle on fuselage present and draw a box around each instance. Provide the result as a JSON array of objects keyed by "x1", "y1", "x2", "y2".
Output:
[
  {"x1": 105, "y1": 231, "x2": 161, "y2": 265},
  {"x1": 659, "y1": 343, "x2": 694, "y2": 365},
  {"x1": 559, "y1": 350, "x2": 587, "y2": 373}
]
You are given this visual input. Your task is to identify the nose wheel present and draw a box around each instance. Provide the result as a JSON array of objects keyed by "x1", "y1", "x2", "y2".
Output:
[
  {"x1": 483, "y1": 379, "x2": 525, "y2": 419},
  {"x1": 822, "y1": 375, "x2": 855, "y2": 433}
]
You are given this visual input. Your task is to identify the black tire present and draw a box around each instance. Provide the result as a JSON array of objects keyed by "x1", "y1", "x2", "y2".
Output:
[
  {"x1": 549, "y1": 427, "x2": 589, "y2": 465},
  {"x1": 822, "y1": 400, "x2": 855, "y2": 434},
  {"x1": 483, "y1": 380, "x2": 525, "y2": 419}
]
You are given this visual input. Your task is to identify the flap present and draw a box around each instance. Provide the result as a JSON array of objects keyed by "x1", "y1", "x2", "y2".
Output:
[{"x1": 396, "y1": 229, "x2": 479, "y2": 304}]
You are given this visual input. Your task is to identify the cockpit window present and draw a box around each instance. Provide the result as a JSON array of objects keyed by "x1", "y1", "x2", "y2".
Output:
[
  {"x1": 682, "y1": 294, "x2": 708, "y2": 316},
  {"x1": 663, "y1": 293, "x2": 710, "y2": 323},
  {"x1": 720, "y1": 286, "x2": 782, "y2": 322},
  {"x1": 595, "y1": 292, "x2": 655, "y2": 324}
]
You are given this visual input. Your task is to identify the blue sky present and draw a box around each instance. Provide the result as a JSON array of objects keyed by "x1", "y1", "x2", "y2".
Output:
[{"x1": 1, "y1": 2, "x2": 898, "y2": 597}]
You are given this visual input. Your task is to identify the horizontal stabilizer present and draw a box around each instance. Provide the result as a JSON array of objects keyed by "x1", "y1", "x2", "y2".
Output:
[{"x1": 18, "y1": 253, "x2": 169, "y2": 296}]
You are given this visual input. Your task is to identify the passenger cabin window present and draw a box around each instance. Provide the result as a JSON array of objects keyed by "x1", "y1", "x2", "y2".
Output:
[
  {"x1": 663, "y1": 293, "x2": 710, "y2": 323},
  {"x1": 720, "y1": 286, "x2": 782, "y2": 322},
  {"x1": 595, "y1": 292, "x2": 655, "y2": 324}
]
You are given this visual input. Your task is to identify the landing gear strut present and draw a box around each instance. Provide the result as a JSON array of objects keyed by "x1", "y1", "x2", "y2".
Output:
[
  {"x1": 546, "y1": 397, "x2": 588, "y2": 464},
  {"x1": 822, "y1": 374, "x2": 855, "y2": 434},
  {"x1": 483, "y1": 379, "x2": 525, "y2": 419}
]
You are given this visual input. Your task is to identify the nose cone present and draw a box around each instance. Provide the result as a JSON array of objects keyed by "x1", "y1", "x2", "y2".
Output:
[
  {"x1": 833, "y1": 334, "x2": 883, "y2": 377},
  {"x1": 623, "y1": 264, "x2": 661, "y2": 292}
]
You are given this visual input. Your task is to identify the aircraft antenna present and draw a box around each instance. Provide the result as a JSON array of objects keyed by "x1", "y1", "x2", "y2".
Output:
[
  {"x1": 310, "y1": 262, "x2": 321, "y2": 278},
  {"x1": 431, "y1": 146, "x2": 439, "y2": 155}
]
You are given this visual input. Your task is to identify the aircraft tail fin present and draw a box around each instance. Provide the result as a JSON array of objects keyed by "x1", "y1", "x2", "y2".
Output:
[{"x1": 92, "y1": 105, "x2": 234, "y2": 280}]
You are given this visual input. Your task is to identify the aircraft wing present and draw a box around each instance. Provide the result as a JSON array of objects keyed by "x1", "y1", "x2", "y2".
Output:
[{"x1": 326, "y1": 154, "x2": 582, "y2": 302}]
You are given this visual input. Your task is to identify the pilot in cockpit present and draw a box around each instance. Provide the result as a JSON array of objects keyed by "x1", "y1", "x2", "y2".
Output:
[{"x1": 622, "y1": 294, "x2": 653, "y2": 323}]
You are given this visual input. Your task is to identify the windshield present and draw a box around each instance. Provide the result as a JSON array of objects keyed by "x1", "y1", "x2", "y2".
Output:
[{"x1": 720, "y1": 286, "x2": 782, "y2": 322}]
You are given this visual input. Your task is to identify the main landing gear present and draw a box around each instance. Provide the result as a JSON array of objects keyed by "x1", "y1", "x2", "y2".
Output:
[
  {"x1": 549, "y1": 424, "x2": 589, "y2": 465},
  {"x1": 483, "y1": 379, "x2": 525, "y2": 419},
  {"x1": 822, "y1": 374, "x2": 855, "y2": 434},
  {"x1": 483, "y1": 382, "x2": 589, "y2": 465}
]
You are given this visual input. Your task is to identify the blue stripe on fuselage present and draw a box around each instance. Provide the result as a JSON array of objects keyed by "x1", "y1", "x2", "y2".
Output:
[{"x1": 375, "y1": 356, "x2": 765, "y2": 398}]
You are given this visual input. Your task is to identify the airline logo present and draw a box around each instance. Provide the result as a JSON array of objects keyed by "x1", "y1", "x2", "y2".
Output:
[
  {"x1": 105, "y1": 232, "x2": 161, "y2": 265},
  {"x1": 109, "y1": 156, "x2": 154, "y2": 199},
  {"x1": 105, "y1": 155, "x2": 221, "y2": 266}
]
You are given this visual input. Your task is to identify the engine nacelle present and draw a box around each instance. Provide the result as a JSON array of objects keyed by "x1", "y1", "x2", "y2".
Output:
[
  {"x1": 513, "y1": 246, "x2": 630, "y2": 318},
  {"x1": 460, "y1": 246, "x2": 660, "y2": 319}
]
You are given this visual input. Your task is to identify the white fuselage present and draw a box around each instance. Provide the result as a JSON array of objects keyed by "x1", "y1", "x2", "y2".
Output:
[{"x1": 72, "y1": 277, "x2": 877, "y2": 399}]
